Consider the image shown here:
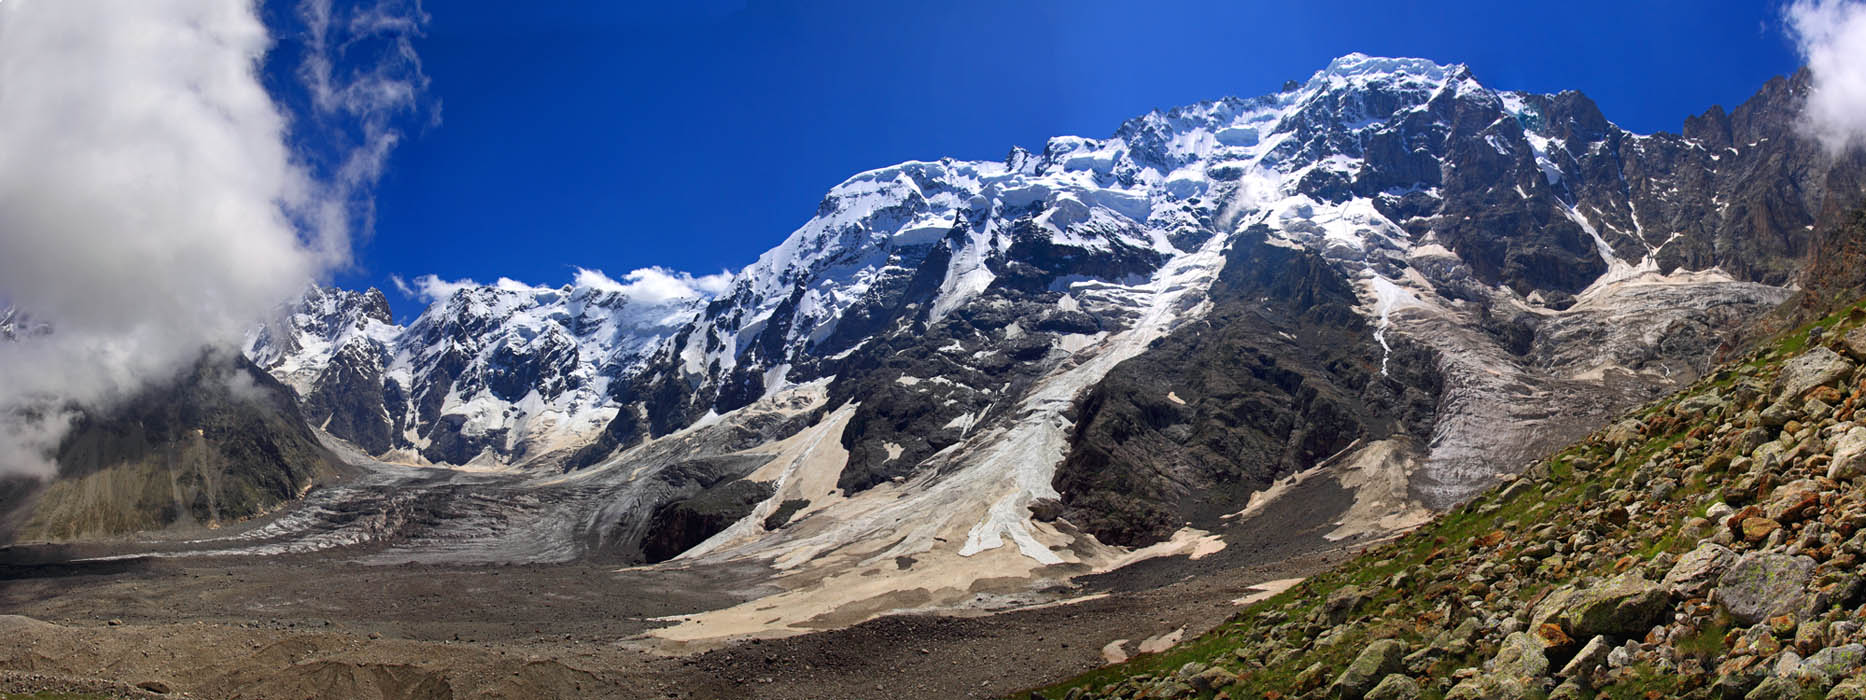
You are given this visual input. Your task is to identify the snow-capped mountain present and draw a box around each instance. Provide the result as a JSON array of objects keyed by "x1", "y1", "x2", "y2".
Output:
[
  {"x1": 246, "y1": 269, "x2": 721, "y2": 466},
  {"x1": 233, "y1": 55, "x2": 1865, "y2": 637}
]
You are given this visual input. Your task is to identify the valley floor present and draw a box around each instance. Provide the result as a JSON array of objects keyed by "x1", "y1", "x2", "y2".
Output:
[{"x1": 0, "y1": 474, "x2": 1370, "y2": 700}]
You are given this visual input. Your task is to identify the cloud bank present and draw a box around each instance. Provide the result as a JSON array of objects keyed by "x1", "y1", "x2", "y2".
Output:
[
  {"x1": 0, "y1": 0, "x2": 428, "y2": 477},
  {"x1": 1787, "y1": 0, "x2": 1866, "y2": 153}
]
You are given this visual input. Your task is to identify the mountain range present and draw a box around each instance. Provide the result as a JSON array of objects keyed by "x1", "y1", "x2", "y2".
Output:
[{"x1": 9, "y1": 54, "x2": 1866, "y2": 641}]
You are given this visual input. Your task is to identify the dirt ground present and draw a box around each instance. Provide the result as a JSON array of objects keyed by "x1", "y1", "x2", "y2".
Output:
[{"x1": 0, "y1": 453, "x2": 1372, "y2": 699}]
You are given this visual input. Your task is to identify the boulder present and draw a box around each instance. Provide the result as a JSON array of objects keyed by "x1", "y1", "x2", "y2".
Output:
[
  {"x1": 1765, "y1": 479, "x2": 1822, "y2": 524},
  {"x1": 1444, "y1": 674, "x2": 1533, "y2": 700},
  {"x1": 1831, "y1": 677, "x2": 1866, "y2": 700},
  {"x1": 1605, "y1": 419, "x2": 1647, "y2": 448},
  {"x1": 1791, "y1": 644, "x2": 1864, "y2": 688},
  {"x1": 1776, "y1": 347, "x2": 1855, "y2": 401},
  {"x1": 1325, "y1": 586, "x2": 1373, "y2": 624},
  {"x1": 1558, "y1": 635, "x2": 1612, "y2": 680},
  {"x1": 1831, "y1": 427, "x2": 1866, "y2": 481},
  {"x1": 1744, "y1": 675, "x2": 1804, "y2": 700},
  {"x1": 1532, "y1": 574, "x2": 1670, "y2": 640},
  {"x1": 1717, "y1": 552, "x2": 1817, "y2": 625},
  {"x1": 1841, "y1": 325, "x2": 1866, "y2": 361},
  {"x1": 1490, "y1": 631, "x2": 1550, "y2": 680},
  {"x1": 1362, "y1": 674, "x2": 1421, "y2": 700},
  {"x1": 1665, "y1": 542, "x2": 1736, "y2": 597},
  {"x1": 1741, "y1": 516, "x2": 1783, "y2": 543},
  {"x1": 1329, "y1": 638, "x2": 1406, "y2": 700}
]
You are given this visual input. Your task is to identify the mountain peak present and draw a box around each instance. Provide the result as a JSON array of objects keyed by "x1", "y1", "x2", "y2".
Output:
[{"x1": 1310, "y1": 53, "x2": 1462, "y2": 85}]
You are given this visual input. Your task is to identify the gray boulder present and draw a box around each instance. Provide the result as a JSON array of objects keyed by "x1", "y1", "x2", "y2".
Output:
[
  {"x1": 1363, "y1": 674, "x2": 1421, "y2": 700},
  {"x1": 1831, "y1": 427, "x2": 1866, "y2": 481},
  {"x1": 1665, "y1": 542, "x2": 1737, "y2": 597},
  {"x1": 1775, "y1": 346, "x2": 1854, "y2": 401},
  {"x1": 1329, "y1": 638, "x2": 1406, "y2": 700},
  {"x1": 1717, "y1": 552, "x2": 1817, "y2": 625},
  {"x1": 1490, "y1": 631, "x2": 1550, "y2": 680},
  {"x1": 1558, "y1": 635, "x2": 1612, "y2": 679},
  {"x1": 1532, "y1": 573, "x2": 1670, "y2": 639}
]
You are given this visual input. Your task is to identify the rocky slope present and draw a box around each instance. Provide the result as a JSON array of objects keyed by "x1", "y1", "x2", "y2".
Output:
[
  {"x1": 0, "y1": 351, "x2": 343, "y2": 542},
  {"x1": 1033, "y1": 299, "x2": 1866, "y2": 700}
]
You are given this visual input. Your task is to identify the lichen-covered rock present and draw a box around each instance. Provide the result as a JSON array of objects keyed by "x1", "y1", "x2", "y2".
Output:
[
  {"x1": 1775, "y1": 346, "x2": 1855, "y2": 401},
  {"x1": 1490, "y1": 631, "x2": 1550, "y2": 680},
  {"x1": 1745, "y1": 675, "x2": 1805, "y2": 700},
  {"x1": 1532, "y1": 573, "x2": 1670, "y2": 640},
  {"x1": 1718, "y1": 552, "x2": 1817, "y2": 625},
  {"x1": 1444, "y1": 674, "x2": 1534, "y2": 700},
  {"x1": 1792, "y1": 644, "x2": 1864, "y2": 688},
  {"x1": 1831, "y1": 427, "x2": 1866, "y2": 481},
  {"x1": 1329, "y1": 638, "x2": 1406, "y2": 700},
  {"x1": 1362, "y1": 673, "x2": 1421, "y2": 700}
]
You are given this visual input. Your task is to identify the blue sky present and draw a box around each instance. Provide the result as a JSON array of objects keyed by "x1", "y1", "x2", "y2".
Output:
[{"x1": 294, "y1": 1, "x2": 1804, "y2": 320}]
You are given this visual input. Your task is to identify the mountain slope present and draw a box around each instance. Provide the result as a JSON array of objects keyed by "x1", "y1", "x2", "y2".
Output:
[
  {"x1": 1033, "y1": 295, "x2": 1866, "y2": 700},
  {"x1": 0, "y1": 352, "x2": 343, "y2": 542}
]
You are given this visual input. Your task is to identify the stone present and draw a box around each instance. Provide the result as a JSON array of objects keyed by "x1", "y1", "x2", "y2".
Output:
[
  {"x1": 1718, "y1": 552, "x2": 1818, "y2": 625},
  {"x1": 1362, "y1": 673, "x2": 1421, "y2": 700},
  {"x1": 1191, "y1": 666, "x2": 1236, "y2": 693},
  {"x1": 1325, "y1": 586, "x2": 1373, "y2": 624},
  {"x1": 136, "y1": 680, "x2": 171, "y2": 694},
  {"x1": 1830, "y1": 677, "x2": 1866, "y2": 700},
  {"x1": 1329, "y1": 638, "x2": 1406, "y2": 700},
  {"x1": 1558, "y1": 635, "x2": 1612, "y2": 679},
  {"x1": 1841, "y1": 325, "x2": 1866, "y2": 361},
  {"x1": 1605, "y1": 419, "x2": 1648, "y2": 448},
  {"x1": 1532, "y1": 573, "x2": 1671, "y2": 640},
  {"x1": 1742, "y1": 516, "x2": 1784, "y2": 542},
  {"x1": 1295, "y1": 661, "x2": 1329, "y2": 691},
  {"x1": 1548, "y1": 679, "x2": 1586, "y2": 700},
  {"x1": 1666, "y1": 542, "x2": 1737, "y2": 597},
  {"x1": 1489, "y1": 631, "x2": 1549, "y2": 679},
  {"x1": 1795, "y1": 644, "x2": 1865, "y2": 688},
  {"x1": 1776, "y1": 347, "x2": 1855, "y2": 401},
  {"x1": 1027, "y1": 498, "x2": 1065, "y2": 522},
  {"x1": 1443, "y1": 674, "x2": 1532, "y2": 700},
  {"x1": 1831, "y1": 427, "x2": 1866, "y2": 481},
  {"x1": 1766, "y1": 479, "x2": 1822, "y2": 524},
  {"x1": 1708, "y1": 502, "x2": 1737, "y2": 522},
  {"x1": 1745, "y1": 676, "x2": 1805, "y2": 700},
  {"x1": 1432, "y1": 618, "x2": 1482, "y2": 656}
]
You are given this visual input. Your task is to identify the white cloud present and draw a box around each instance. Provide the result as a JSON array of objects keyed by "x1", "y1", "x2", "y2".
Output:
[
  {"x1": 1787, "y1": 0, "x2": 1866, "y2": 154},
  {"x1": 406, "y1": 274, "x2": 480, "y2": 304},
  {"x1": 574, "y1": 267, "x2": 734, "y2": 305},
  {"x1": 0, "y1": 0, "x2": 426, "y2": 478}
]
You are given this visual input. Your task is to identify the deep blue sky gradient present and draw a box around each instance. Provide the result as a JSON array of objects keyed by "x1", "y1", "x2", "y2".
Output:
[{"x1": 294, "y1": 1, "x2": 1804, "y2": 320}]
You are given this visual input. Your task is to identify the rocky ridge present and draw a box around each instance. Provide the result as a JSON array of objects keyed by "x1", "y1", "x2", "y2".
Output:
[{"x1": 1034, "y1": 298, "x2": 1866, "y2": 700}]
